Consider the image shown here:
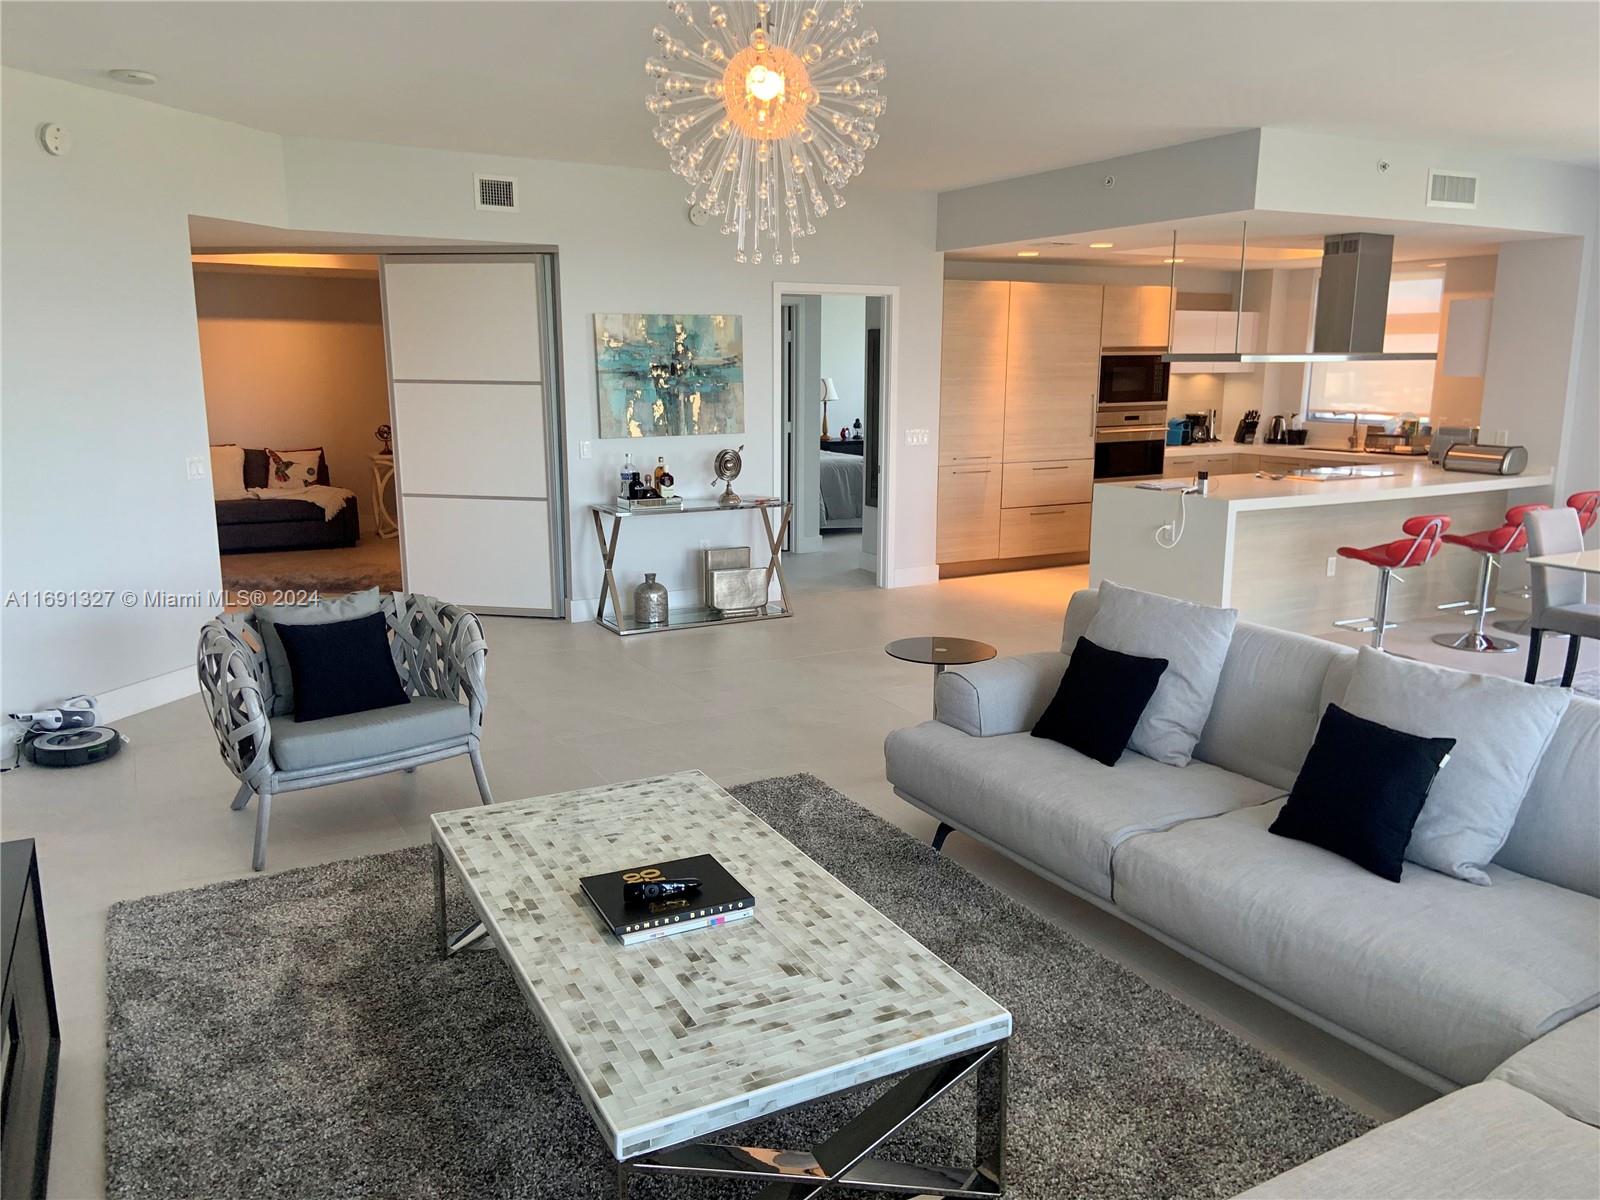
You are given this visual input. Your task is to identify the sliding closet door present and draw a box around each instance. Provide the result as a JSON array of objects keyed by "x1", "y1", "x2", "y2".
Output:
[{"x1": 380, "y1": 254, "x2": 564, "y2": 616}]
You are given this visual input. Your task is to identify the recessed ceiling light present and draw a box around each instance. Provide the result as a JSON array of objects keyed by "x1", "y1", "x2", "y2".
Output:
[
  {"x1": 108, "y1": 68, "x2": 159, "y2": 86},
  {"x1": 1426, "y1": 261, "x2": 1447, "y2": 268},
  {"x1": 1089, "y1": 242, "x2": 1114, "y2": 249},
  {"x1": 1164, "y1": 258, "x2": 1186, "y2": 264},
  {"x1": 1016, "y1": 251, "x2": 1040, "y2": 258}
]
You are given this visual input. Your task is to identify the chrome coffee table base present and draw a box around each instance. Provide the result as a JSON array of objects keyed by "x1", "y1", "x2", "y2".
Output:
[
  {"x1": 618, "y1": 1042, "x2": 1008, "y2": 1199},
  {"x1": 1432, "y1": 630, "x2": 1519, "y2": 654}
]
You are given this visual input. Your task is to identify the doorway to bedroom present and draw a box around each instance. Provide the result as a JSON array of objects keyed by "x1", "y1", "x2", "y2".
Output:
[
  {"x1": 194, "y1": 253, "x2": 402, "y2": 604},
  {"x1": 779, "y1": 288, "x2": 889, "y2": 592}
]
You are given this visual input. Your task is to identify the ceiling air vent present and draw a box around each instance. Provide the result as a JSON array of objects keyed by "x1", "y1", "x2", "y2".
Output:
[
  {"x1": 474, "y1": 174, "x2": 518, "y2": 212},
  {"x1": 1426, "y1": 169, "x2": 1479, "y2": 210}
]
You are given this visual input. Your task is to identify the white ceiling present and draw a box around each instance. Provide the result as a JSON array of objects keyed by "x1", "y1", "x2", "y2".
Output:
[{"x1": 4, "y1": 2, "x2": 1597, "y2": 193}]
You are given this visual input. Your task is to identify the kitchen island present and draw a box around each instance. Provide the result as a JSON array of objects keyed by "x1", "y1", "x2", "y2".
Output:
[{"x1": 1089, "y1": 463, "x2": 1553, "y2": 634}]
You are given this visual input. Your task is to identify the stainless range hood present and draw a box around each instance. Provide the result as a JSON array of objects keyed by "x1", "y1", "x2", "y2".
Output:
[{"x1": 1164, "y1": 230, "x2": 1438, "y2": 365}]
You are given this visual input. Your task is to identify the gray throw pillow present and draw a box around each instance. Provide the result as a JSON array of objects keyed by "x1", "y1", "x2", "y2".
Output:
[
  {"x1": 254, "y1": 588, "x2": 385, "y2": 717},
  {"x1": 1340, "y1": 647, "x2": 1570, "y2": 885},
  {"x1": 1081, "y1": 580, "x2": 1238, "y2": 766}
]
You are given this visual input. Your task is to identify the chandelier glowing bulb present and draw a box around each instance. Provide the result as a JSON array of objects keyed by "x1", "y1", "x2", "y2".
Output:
[{"x1": 647, "y1": 0, "x2": 886, "y2": 264}]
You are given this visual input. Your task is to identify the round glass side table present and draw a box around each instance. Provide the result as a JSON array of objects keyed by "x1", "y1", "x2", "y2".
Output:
[{"x1": 884, "y1": 636, "x2": 997, "y2": 680}]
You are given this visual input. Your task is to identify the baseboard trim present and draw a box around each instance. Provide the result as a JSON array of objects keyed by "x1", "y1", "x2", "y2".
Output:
[
  {"x1": 890, "y1": 565, "x2": 940, "y2": 588},
  {"x1": 938, "y1": 551, "x2": 1087, "y2": 579},
  {"x1": 97, "y1": 666, "x2": 199, "y2": 723}
]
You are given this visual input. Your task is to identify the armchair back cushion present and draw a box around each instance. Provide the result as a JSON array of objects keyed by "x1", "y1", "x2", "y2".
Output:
[{"x1": 254, "y1": 587, "x2": 384, "y2": 716}]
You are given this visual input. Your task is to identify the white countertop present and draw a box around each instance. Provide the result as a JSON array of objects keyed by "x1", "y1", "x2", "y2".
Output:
[
  {"x1": 1162, "y1": 442, "x2": 1424, "y2": 464},
  {"x1": 1098, "y1": 463, "x2": 1552, "y2": 513}
]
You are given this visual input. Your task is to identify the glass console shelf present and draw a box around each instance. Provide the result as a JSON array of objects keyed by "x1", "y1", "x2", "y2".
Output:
[{"x1": 588, "y1": 499, "x2": 795, "y2": 637}]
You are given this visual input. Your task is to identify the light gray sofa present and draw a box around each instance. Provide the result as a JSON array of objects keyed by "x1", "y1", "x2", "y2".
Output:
[
  {"x1": 1240, "y1": 1010, "x2": 1599, "y2": 1198},
  {"x1": 883, "y1": 587, "x2": 1600, "y2": 1094}
]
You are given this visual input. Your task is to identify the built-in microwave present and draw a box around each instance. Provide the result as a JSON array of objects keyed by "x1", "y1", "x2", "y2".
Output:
[{"x1": 1099, "y1": 353, "x2": 1170, "y2": 408}]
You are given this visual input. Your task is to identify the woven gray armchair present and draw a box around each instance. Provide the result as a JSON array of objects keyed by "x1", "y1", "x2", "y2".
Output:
[{"x1": 197, "y1": 592, "x2": 491, "y2": 871}]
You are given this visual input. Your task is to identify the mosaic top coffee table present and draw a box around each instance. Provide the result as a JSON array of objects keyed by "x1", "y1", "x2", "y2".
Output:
[{"x1": 430, "y1": 770, "x2": 1012, "y2": 1197}]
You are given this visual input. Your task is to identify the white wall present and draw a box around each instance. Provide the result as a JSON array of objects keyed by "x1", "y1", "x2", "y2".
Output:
[
  {"x1": 193, "y1": 269, "x2": 391, "y2": 530},
  {"x1": 1, "y1": 68, "x2": 289, "y2": 715},
  {"x1": 1, "y1": 68, "x2": 943, "y2": 713},
  {"x1": 789, "y1": 294, "x2": 824, "y2": 553},
  {"x1": 819, "y1": 294, "x2": 867, "y2": 437}
]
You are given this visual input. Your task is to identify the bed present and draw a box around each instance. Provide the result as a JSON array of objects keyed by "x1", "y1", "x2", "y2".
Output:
[
  {"x1": 215, "y1": 448, "x2": 360, "y2": 553},
  {"x1": 819, "y1": 450, "x2": 866, "y2": 530}
]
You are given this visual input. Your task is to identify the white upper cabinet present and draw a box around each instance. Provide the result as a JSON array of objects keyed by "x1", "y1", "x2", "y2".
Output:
[{"x1": 1170, "y1": 310, "x2": 1259, "y2": 373}]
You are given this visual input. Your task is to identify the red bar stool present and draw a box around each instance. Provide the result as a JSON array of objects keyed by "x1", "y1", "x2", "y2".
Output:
[
  {"x1": 1333, "y1": 515, "x2": 1450, "y2": 650},
  {"x1": 1569, "y1": 490, "x2": 1599, "y2": 531},
  {"x1": 1432, "y1": 504, "x2": 1547, "y2": 654}
]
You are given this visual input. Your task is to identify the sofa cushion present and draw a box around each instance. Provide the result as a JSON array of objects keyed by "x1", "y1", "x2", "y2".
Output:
[
  {"x1": 1081, "y1": 581, "x2": 1237, "y2": 767},
  {"x1": 936, "y1": 651, "x2": 1067, "y2": 738},
  {"x1": 1195, "y1": 623, "x2": 1355, "y2": 791},
  {"x1": 269, "y1": 697, "x2": 469, "y2": 773},
  {"x1": 1341, "y1": 647, "x2": 1569, "y2": 886},
  {"x1": 1032, "y1": 637, "x2": 1168, "y2": 766},
  {"x1": 1235, "y1": 1081, "x2": 1600, "y2": 1199},
  {"x1": 1114, "y1": 800, "x2": 1600, "y2": 1085},
  {"x1": 274, "y1": 612, "x2": 410, "y2": 723},
  {"x1": 1489, "y1": 1010, "x2": 1600, "y2": 1127},
  {"x1": 885, "y1": 721, "x2": 1282, "y2": 900},
  {"x1": 1495, "y1": 696, "x2": 1600, "y2": 898}
]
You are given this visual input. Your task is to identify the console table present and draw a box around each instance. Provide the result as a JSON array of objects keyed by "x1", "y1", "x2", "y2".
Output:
[{"x1": 589, "y1": 498, "x2": 794, "y2": 636}]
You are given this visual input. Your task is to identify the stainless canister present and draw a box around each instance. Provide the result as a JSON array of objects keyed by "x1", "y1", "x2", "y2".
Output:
[
  {"x1": 633, "y1": 573, "x2": 669, "y2": 625},
  {"x1": 1440, "y1": 443, "x2": 1529, "y2": 476}
]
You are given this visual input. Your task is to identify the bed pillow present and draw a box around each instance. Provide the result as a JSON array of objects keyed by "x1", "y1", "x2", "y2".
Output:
[
  {"x1": 264, "y1": 447, "x2": 322, "y2": 490},
  {"x1": 254, "y1": 588, "x2": 384, "y2": 717},
  {"x1": 1081, "y1": 580, "x2": 1238, "y2": 766},
  {"x1": 1340, "y1": 647, "x2": 1570, "y2": 885},
  {"x1": 209, "y1": 444, "x2": 247, "y2": 500}
]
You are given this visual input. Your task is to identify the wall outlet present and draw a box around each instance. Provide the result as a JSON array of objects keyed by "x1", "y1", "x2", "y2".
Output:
[
  {"x1": 580, "y1": 440, "x2": 592, "y2": 459},
  {"x1": 185, "y1": 455, "x2": 207, "y2": 480},
  {"x1": 1326, "y1": 555, "x2": 1338, "y2": 578}
]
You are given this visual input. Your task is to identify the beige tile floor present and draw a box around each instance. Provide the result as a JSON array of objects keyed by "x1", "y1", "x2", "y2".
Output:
[{"x1": 7, "y1": 557, "x2": 1517, "y2": 1200}]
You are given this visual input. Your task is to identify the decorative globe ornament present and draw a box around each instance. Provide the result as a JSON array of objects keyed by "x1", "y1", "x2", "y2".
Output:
[
  {"x1": 712, "y1": 444, "x2": 745, "y2": 506},
  {"x1": 647, "y1": 1, "x2": 885, "y2": 264}
]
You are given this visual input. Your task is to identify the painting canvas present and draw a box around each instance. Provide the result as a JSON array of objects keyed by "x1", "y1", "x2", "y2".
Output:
[{"x1": 594, "y1": 313, "x2": 745, "y2": 439}]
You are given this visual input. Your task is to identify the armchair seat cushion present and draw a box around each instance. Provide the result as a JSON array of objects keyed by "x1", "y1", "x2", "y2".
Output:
[{"x1": 269, "y1": 697, "x2": 470, "y2": 773}]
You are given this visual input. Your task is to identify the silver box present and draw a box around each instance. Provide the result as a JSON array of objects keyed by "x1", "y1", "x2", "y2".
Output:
[
  {"x1": 703, "y1": 547, "x2": 750, "y2": 606},
  {"x1": 708, "y1": 567, "x2": 769, "y2": 617}
]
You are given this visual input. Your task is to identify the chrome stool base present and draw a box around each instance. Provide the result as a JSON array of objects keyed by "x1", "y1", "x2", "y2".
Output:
[{"x1": 1432, "y1": 630, "x2": 1519, "y2": 654}]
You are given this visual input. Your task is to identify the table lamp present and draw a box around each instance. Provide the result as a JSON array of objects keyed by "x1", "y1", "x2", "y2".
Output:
[{"x1": 821, "y1": 378, "x2": 839, "y2": 445}]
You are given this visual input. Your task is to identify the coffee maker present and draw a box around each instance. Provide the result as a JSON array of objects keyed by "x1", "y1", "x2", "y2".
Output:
[{"x1": 1185, "y1": 411, "x2": 1215, "y2": 444}]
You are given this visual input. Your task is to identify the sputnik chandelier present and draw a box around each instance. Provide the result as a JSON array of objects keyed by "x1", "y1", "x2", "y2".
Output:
[{"x1": 647, "y1": 1, "x2": 886, "y2": 264}]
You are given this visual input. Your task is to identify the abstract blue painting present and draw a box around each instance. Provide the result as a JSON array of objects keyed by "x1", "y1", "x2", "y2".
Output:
[{"x1": 593, "y1": 313, "x2": 745, "y2": 439}]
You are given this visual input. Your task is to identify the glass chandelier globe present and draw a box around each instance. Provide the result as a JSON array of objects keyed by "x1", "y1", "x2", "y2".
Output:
[{"x1": 646, "y1": 1, "x2": 886, "y2": 264}]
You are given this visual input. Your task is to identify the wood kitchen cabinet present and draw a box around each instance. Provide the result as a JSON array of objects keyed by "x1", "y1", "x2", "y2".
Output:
[
  {"x1": 1100, "y1": 285, "x2": 1172, "y2": 349},
  {"x1": 936, "y1": 464, "x2": 1001, "y2": 562},
  {"x1": 999, "y1": 504, "x2": 1092, "y2": 557},
  {"x1": 938, "y1": 280, "x2": 1009, "y2": 467},
  {"x1": 1003, "y1": 282, "x2": 1101, "y2": 464},
  {"x1": 1001, "y1": 458, "x2": 1093, "y2": 508}
]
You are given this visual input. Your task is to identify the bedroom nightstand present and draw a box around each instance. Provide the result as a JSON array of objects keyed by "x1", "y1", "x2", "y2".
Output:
[{"x1": 369, "y1": 453, "x2": 398, "y2": 539}]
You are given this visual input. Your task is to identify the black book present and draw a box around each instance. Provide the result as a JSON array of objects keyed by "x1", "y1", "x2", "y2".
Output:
[{"x1": 579, "y1": 854, "x2": 755, "y2": 945}]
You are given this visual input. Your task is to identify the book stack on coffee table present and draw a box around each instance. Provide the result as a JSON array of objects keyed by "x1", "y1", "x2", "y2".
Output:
[{"x1": 580, "y1": 853, "x2": 754, "y2": 945}]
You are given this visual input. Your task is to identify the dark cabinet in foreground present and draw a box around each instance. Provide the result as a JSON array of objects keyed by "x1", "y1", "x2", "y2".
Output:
[{"x1": 2, "y1": 838, "x2": 60, "y2": 1200}]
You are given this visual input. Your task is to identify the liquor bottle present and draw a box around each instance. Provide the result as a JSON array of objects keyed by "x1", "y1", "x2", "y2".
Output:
[
  {"x1": 620, "y1": 452, "x2": 634, "y2": 501},
  {"x1": 659, "y1": 465, "x2": 676, "y2": 498},
  {"x1": 654, "y1": 456, "x2": 668, "y2": 491}
]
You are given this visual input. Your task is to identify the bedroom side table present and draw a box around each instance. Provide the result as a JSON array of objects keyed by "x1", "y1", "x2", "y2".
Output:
[{"x1": 368, "y1": 453, "x2": 398, "y2": 539}]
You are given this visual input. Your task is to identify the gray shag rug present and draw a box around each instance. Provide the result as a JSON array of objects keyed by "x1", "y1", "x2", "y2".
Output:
[{"x1": 106, "y1": 774, "x2": 1373, "y2": 1199}]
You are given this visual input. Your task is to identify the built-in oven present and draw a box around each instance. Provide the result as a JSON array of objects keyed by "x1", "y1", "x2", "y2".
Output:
[
  {"x1": 1094, "y1": 404, "x2": 1167, "y2": 481},
  {"x1": 1099, "y1": 353, "x2": 1170, "y2": 409}
]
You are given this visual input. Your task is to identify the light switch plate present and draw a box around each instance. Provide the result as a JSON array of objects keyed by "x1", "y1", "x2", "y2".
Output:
[
  {"x1": 1326, "y1": 556, "x2": 1338, "y2": 578},
  {"x1": 185, "y1": 455, "x2": 207, "y2": 480},
  {"x1": 580, "y1": 440, "x2": 592, "y2": 459}
]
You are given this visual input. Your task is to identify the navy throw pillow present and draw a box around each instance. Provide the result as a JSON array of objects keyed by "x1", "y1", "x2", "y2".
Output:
[
  {"x1": 1271, "y1": 703, "x2": 1455, "y2": 882},
  {"x1": 1031, "y1": 636, "x2": 1169, "y2": 766},
  {"x1": 274, "y1": 611, "x2": 410, "y2": 723}
]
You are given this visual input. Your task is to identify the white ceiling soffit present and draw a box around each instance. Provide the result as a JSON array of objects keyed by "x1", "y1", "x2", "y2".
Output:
[
  {"x1": 946, "y1": 211, "x2": 1533, "y2": 269},
  {"x1": 186, "y1": 216, "x2": 519, "y2": 253},
  {"x1": 4, "y1": 1, "x2": 1596, "y2": 194}
]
